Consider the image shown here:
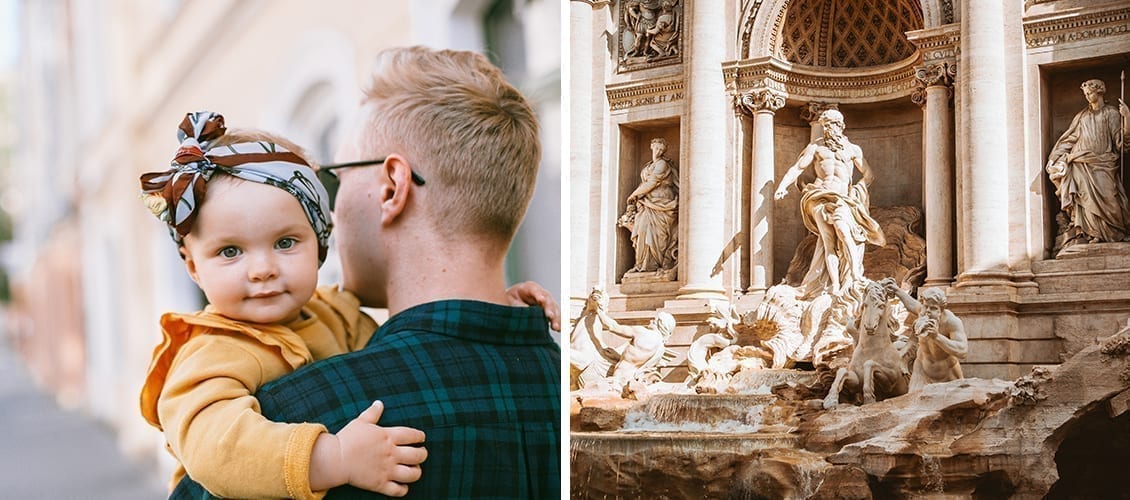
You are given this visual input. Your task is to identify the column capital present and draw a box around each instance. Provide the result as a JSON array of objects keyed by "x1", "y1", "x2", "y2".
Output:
[
  {"x1": 799, "y1": 101, "x2": 839, "y2": 123},
  {"x1": 739, "y1": 86, "x2": 786, "y2": 114},
  {"x1": 911, "y1": 61, "x2": 957, "y2": 107}
]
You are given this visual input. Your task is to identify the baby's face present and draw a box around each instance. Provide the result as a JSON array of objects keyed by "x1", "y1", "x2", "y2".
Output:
[{"x1": 181, "y1": 177, "x2": 319, "y2": 324}]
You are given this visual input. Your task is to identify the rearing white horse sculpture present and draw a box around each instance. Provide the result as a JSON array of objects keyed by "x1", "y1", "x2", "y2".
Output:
[{"x1": 823, "y1": 278, "x2": 910, "y2": 409}]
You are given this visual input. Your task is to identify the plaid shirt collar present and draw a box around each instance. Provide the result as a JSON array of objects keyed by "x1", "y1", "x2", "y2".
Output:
[{"x1": 373, "y1": 299, "x2": 551, "y2": 346}]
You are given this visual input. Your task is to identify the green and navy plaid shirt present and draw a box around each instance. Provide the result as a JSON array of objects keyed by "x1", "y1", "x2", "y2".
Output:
[{"x1": 172, "y1": 300, "x2": 561, "y2": 499}]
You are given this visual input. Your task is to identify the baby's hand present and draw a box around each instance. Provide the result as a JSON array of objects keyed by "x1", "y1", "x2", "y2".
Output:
[
  {"x1": 337, "y1": 401, "x2": 428, "y2": 496},
  {"x1": 506, "y1": 281, "x2": 561, "y2": 331}
]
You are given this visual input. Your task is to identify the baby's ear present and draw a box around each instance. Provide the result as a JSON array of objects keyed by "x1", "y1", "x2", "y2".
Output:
[{"x1": 180, "y1": 247, "x2": 201, "y2": 284}]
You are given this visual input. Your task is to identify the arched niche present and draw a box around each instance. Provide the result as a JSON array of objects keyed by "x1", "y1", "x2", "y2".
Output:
[{"x1": 728, "y1": 0, "x2": 931, "y2": 285}]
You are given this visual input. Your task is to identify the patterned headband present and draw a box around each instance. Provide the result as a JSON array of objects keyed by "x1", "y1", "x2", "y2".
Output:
[{"x1": 139, "y1": 111, "x2": 333, "y2": 264}]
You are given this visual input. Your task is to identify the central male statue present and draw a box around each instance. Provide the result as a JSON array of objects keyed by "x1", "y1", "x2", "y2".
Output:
[{"x1": 775, "y1": 109, "x2": 885, "y2": 299}]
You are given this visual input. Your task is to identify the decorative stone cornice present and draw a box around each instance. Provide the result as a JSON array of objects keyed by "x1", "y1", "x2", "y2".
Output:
[
  {"x1": 911, "y1": 62, "x2": 956, "y2": 107},
  {"x1": 738, "y1": 87, "x2": 786, "y2": 115},
  {"x1": 799, "y1": 102, "x2": 838, "y2": 123},
  {"x1": 906, "y1": 23, "x2": 960, "y2": 65},
  {"x1": 606, "y1": 78, "x2": 685, "y2": 111},
  {"x1": 1023, "y1": 6, "x2": 1130, "y2": 49},
  {"x1": 571, "y1": 0, "x2": 611, "y2": 7},
  {"x1": 722, "y1": 56, "x2": 917, "y2": 104}
]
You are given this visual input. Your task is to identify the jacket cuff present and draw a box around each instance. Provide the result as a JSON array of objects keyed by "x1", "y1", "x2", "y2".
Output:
[{"x1": 284, "y1": 423, "x2": 329, "y2": 500}]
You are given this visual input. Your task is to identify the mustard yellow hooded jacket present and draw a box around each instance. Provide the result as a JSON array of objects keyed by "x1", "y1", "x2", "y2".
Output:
[{"x1": 140, "y1": 285, "x2": 376, "y2": 499}]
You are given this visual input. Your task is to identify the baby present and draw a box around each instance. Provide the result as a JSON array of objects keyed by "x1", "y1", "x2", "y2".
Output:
[{"x1": 139, "y1": 111, "x2": 553, "y2": 499}]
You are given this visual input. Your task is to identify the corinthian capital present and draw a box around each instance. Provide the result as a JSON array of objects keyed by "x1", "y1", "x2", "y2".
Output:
[
  {"x1": 914, "y1": 62, "x2": 957, "y2": 89},
  {"x1": 912, "y1": 62, "x2": 957, "y2": 107},
  {"x1": 739, "y1": 87, "x2": 786, "y2": 114}
]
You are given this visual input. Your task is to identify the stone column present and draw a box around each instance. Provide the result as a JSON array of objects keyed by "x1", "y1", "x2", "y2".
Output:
[
  {"x1": 741, "y1": 87, "x2": 786, "y2": 293},
  {"x1": 800, "y1": 102, "x2": 838, "y2": 143},
  {"x1": 676, "y1": 2, "x2": 727, "y2": 299},
  {"x1": 914, "y1": 62, "x2": 957, "y2": 288},
  {"x1": 958, "y1": 1, "x2": 1011, "y2": 285}
]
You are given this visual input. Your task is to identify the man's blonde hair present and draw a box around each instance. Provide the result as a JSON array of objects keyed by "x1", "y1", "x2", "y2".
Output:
[{"x1": 358, "y1": 46, "x2": 541, "y2": 243}]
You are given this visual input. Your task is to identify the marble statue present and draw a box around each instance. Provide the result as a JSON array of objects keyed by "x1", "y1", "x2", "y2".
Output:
[
  {"x1": 1045, "y1": 78, "x2": 1130, "y2": 249},
  {"x1": 621, "y1": 137, "x2": 679, "y2": 277},
  {"x1": 592, "y1": 305, "x2": 675, "y2": 391},
  {"x1": 886, "y1": 282, "x2": 967, "y2": 392},
  {"x1": 570, "y1": 287, "x2": 676, "y2": 397},
  {"x1": 687, "y1": 303, "x2": 772, "y2": 394},
  {"x1": 569, "y1": 287, "x2": 613, "y2": 390},
  {"x1": 823, "y1": 279, "x2": 910, "y2": 409},
  {"x1": 775, "y1": 109, "x2": 886, "y2": 299}
]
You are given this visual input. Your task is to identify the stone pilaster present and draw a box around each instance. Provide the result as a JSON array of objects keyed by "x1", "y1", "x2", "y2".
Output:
[
  {"x1": 740, "y1": 87, "x2": 786, "y2": 293},
  {"x1": 914, "y1": 61, "x2": 957, "y2": 288},
  {"x1": 676, "y1": 2, "x2": 727, "y2": 300}
]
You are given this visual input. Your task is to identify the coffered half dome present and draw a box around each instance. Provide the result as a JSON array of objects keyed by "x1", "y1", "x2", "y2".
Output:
[{"x1": 776, "y1": 0, "x2": 924, "y2": 68}]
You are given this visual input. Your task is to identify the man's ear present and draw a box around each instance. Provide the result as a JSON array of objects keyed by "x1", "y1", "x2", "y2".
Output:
[
  {"x1": 180, "y1": 246, "x2": 201, "y2": 284},
  {"x1": 377, "y1": 154, "x2": 415, "y2": 226}
]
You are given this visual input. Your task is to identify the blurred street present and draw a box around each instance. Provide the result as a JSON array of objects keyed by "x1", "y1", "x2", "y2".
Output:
[{"x1": 0, "y1": 339, "x2": 164, "y2": 499}]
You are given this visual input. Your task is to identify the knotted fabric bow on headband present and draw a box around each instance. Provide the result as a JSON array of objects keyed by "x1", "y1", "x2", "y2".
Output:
[{"x1": 139, "y1": 111, "x2": 333, "y2": 263}]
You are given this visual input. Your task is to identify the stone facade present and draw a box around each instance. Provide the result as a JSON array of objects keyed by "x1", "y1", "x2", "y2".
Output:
[{"x1": 571, "y1": 0, "x2": 1130, "y2": 383}]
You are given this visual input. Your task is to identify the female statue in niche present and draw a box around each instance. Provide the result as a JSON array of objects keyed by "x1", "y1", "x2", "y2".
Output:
[
  {"x1": 621, "y1": 137, "x2": 679, "y2": 277},
  {"x1": 1046, "y1": 78, "x2": 1130, "y2": 249}
]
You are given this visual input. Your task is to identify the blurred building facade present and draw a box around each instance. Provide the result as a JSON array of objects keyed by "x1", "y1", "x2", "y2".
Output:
[{"x1": 3, "y1": 0, "x2": 560, "y2": 477}]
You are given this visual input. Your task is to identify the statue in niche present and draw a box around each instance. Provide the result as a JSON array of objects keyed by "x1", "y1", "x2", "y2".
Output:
[
  {"x1": 621, "y1": 0, "x2": 680, "y2": 64},
  {"x1": 775, "y1": 109, "x2": 886, "y2": 299},
  {"x1": 1045, "y1": 78, "x2": 1130, "y2": 251},
  {"x1": 886, "y1": 282, "x2": 967, "y2": 392},
  {"x1": 620, "y1": 137, "x2": 679, "y2": 279}
]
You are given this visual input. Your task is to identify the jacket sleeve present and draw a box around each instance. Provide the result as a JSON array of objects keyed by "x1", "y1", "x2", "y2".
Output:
[{"x1": 157, "y1": 333, "x2": 328, "y2": 500}]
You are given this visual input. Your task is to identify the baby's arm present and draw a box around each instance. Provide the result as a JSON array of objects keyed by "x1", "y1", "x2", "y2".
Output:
[
  {"x1": 158, "y1": 334, "x2": 328, "y2": 499},
  {"x1": 308, "y1": 401, "x2": 428, "y2": 495},
  {"x1": 506, "y1": 281, "x2": 561, "y2": 331}
]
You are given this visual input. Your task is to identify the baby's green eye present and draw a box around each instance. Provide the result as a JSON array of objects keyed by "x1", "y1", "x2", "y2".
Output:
[
  {"x1": 276, "y1": 237, "x2": 296, "y2": 250},
  {"x1": 219, "y1": 246, "x2": 241, "y2": 258}
]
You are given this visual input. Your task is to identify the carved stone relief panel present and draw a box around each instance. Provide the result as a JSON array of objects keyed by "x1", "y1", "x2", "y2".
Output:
[{"x1": 617, "y1": 0, "x2": 683, "y2": 72}]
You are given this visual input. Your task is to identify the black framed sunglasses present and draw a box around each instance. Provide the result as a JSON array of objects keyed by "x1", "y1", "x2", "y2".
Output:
[{"x1": 316, "y1": 158, "x2": 426, "y2": 210}]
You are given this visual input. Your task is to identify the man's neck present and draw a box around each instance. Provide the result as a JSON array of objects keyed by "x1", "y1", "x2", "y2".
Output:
[{"x1": 382, "y1": 233, "x2": 511, "y2": 317}]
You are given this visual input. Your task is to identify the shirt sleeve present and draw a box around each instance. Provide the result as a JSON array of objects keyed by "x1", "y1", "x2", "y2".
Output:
[{"x1": 157, "y1": 333, "x2": 328, "y2": 500}]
